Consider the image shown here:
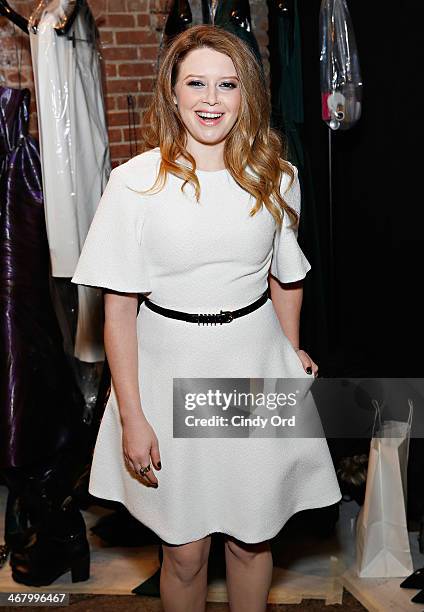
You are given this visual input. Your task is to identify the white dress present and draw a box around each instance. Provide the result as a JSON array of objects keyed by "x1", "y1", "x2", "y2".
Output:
[{"x1": 71, "y1": 147, "x2": 342, "y2": 545}]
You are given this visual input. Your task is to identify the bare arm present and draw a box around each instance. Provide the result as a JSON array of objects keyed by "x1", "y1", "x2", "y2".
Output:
[
  {"x1": 104, "y1": 291, "x2": 146, "y2": 424},
  {"x1": 268, "y1": 273, "x2": 317, "y2": 376},
  {"x1": 104, "y1": 291, "x2": 161, "y2": 484},
  {"x1": 268, "y1": 274, "x2": 303, "y2": 349}
]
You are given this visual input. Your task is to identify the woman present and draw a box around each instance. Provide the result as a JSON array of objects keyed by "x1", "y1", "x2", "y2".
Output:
[{"x1": 72, "y1": 25, "x2": 341, "y2": 612}]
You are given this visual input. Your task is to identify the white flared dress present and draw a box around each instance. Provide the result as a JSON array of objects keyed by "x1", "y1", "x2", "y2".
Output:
[{"x1": 71, "y1": 147, "x2": 342, "y2": 545}]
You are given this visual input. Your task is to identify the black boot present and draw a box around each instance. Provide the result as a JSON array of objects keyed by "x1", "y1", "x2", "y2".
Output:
[
  {"x1": 10, "y1": 494, "x2": 89, "y2": 586},
  {"x1": 5, "y1": 456, "x2": 90, "y2": 587}
]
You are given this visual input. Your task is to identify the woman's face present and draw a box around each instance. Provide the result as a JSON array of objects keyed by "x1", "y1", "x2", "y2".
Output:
[{"x1": 172, "y1": 47, "x2": 241, "y2": 147}]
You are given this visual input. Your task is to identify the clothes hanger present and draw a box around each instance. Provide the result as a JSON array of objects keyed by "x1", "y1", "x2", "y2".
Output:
[
  {"x1": 0, "y1": 0, "x2": 83, "y2": 37},
  {"x1": 28, "y1": 0, "x2": 83, "y2": 36},
  {"x1": 0, "y1": 0, "x2": 29, "y2": 34}
]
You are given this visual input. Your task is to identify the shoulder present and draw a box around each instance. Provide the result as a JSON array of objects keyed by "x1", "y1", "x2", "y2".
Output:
[
  {"x1": 278, "y1": 161, "x2": 301, "y2": 215},
  {"x1": 279, "y1": 160, "x2": 299, "y2": 192},
  {"x1": 112, "y1": 147, "x2": 161, "y2": 191}
]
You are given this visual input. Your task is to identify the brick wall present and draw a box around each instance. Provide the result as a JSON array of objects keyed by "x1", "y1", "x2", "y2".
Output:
[{"x1": 0, "y1": 0, "x2": 268, "y2": 167}]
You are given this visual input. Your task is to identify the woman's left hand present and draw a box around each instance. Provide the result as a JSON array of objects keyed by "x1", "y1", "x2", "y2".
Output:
[{"x1": 294, "y1": 349, "x2": 319, "y2": 377}]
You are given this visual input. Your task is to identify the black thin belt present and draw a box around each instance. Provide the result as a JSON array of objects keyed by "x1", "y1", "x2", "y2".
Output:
[{"x1": 142, "y1": 288, "x2": 270, "y2": 326}]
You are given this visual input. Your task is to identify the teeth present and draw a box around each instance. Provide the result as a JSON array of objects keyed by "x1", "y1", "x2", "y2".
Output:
[{"x1": 196, "y1": 112, "x2": 223, "y2": 119}]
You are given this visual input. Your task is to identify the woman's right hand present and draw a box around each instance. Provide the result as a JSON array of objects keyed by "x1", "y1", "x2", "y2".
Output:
[{"x1": 122, "y1": 414, "x2": 161, "y2": 487}]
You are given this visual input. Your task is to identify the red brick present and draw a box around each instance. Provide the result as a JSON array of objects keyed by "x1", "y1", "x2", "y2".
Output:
[
  {"x1": 149, "y1": 0, "x2": 168, "y2": 12},
  {"x1": 116, "y1": 30, "x2": 158, "y2": 45},
  {"x1": 118, "y1": 62, "x2": 155, "y2": 77},
  {"x1": 127, "y1": 0, "x2": 148, "y2": 10},
  {"x1": 108, "y1": 111, "x2": 140, "y2": 126},
  {"x1": 102, "y1": 46, "x2": 138, "y2": 60},
  {"x1": 104, "y1": 13, "x2": 135, "y2": 27},
  {"x1": 107, "y1": 0, "x2": 127, "y2": 12},
  {"x1": 138, "y1": 93, "x2": 153, "y2": 108},
  {"x1": 139, "y1": 77, "x2": 155, "y2": 92},
  {"x1": 106, "y1": 78, "x2": 141, "y2": 93},
  {"x1": 122, "y1": 126, "x2": 141, "y2": 141},
  {"x1": 105, "y1": 63, "x2": 117, "y2": 77},
  {"x1": 6, "y1": 70, "x2": 31, "y2": 83},
  {"x1": 116, "y1": 95, "x2": 134, "y2": 110},
  {"x1": 108, "y1": 127, "x2": 124, "y2": 142},
  {"x1": 105, "y1": 95, "x2": 117, "y2": 111},
  {"x1": 138, "y1": 45, "x2": 159, "y2": 61},
  {"x1": 99, "y1": 30, "x2": 114, "y2": 45},
  {"x1": 89, "y1": 0, "x2": 107, "y2": 15},
  {"x1": 110, "y1": 143, "x2": 131, "y2": 159},
  {"x1": 136, "y1": 13, "x2": 150, "y2": 28}
]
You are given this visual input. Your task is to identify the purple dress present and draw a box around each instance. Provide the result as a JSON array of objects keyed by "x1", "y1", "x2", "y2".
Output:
[{"x1": 0, "y1": 85, "x2": 84, "y2": 469}]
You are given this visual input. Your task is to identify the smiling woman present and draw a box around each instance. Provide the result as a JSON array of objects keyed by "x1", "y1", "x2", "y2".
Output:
[
  {"x1": 71, "y1": 24, "x2": 341, "y2": 612},
  {"x1": 171, "y1": 47, "x2": 241, "y2": 156}
]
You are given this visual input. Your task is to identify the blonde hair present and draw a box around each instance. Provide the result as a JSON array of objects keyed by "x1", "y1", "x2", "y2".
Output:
[{"x1": 140, "y1": 24, "x2": 298, "y2": 229}]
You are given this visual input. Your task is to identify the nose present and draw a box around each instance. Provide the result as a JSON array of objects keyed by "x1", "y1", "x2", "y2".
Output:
[{"x1": 202, "y1": 84, "x2": 219, "y2": 106}]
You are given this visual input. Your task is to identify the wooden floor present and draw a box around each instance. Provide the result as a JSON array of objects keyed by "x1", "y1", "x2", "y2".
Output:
[{"x1": 1, "y1": 487, "x2": 423, "y2": 611}]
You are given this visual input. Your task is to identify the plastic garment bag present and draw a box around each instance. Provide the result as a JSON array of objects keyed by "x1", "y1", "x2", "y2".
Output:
[
  {"x1": 319, "y1": 0, "x2": 362, "y2": 130},
  {"x1": 28, "y1": 0, "x2": 111, "y2": 363}
]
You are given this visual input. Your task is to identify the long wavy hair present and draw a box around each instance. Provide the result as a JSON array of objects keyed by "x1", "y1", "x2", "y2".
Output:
[{"x1": 140, "y1": 25, "x2": 298, "y2": 229}]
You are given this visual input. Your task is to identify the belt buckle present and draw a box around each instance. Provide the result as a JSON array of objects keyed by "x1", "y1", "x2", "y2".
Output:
[
  {"x1": 196, "y1": 310, "x2": 233, "y2": 325},
  {"x1": 218, "y1": 310, "x2": 233, "y2": 324}
]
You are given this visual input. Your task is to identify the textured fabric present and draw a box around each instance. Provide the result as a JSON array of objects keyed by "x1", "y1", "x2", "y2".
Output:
[
  {"x1": 71, "y1": 147, "x2": 341, "y2": 544},
  {"x1": 270, "y1": 165, "x2": 311, "y2": 283}
]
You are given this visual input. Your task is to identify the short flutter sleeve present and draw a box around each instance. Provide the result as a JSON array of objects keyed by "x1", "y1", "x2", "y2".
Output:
[
  {"x1": 270, "y1": 165, "x2": 312, "y2": 283},
  {"x1": 71, "y1": 166, "x2": 152, "y2": 293}
]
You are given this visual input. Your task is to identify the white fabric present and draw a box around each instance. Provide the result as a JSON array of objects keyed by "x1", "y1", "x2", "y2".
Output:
[
  {"x1": 71, "y1": 148, "x2": 341, "y2": 545},
  {"x1": 29, "y1": 0, "x2": 110, "y2": 362}
]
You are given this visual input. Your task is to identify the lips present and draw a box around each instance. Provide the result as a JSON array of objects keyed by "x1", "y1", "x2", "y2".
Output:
[{"x1": 194, "y1": 111, "x2": 225, "y2": 126}]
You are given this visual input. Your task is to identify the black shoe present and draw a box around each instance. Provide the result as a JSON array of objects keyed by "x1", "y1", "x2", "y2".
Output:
[
  {"x1": 411, "y1": 589, "x2": 424, "y2": 604},
  {"x1": 400, "y1": 567, "x2": 424, "y2": 589},
  {"x1": 11, "y1": 533, "x2": 90, "y2": 586},
  {"x1": 10, "y1": 495, "x2": 90, "y2": 587}
]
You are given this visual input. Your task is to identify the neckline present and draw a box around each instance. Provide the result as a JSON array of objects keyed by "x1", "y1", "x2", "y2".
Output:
[
  {"x1": 152, "y1": 147, "x2": 229, "y2": 175},
  {"x1": 195, "y1": 167, "x2": 229, "y2": 175}
]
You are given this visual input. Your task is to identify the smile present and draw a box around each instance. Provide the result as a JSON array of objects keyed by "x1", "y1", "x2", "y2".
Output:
[{"x1": 195, "y1": 111, "x2": 225, "y2": 125}]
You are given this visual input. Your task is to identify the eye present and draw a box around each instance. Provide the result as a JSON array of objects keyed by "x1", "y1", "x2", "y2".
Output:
[
  {"x1": 187, "y1": 80, "x2": 204, "y2": 87},
  {"x1": 220, "y1": 81, "x2": 237, "y2": 89}
]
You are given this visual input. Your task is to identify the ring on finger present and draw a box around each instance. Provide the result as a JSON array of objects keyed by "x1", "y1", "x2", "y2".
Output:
[{"x1": 139, "y1": 464, "x2": 151, "y2": 476}]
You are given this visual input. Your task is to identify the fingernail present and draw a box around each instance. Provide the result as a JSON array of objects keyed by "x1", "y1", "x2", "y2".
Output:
[
  {"x1": 306, "y1": 367, "x2": 312, "y2": 375},
  {"x1": 153, "y1": 483, "x2": 158, "y2": 488},
  {"x1": 157, "y1": 462, "x2": 161, "y2": 469}
]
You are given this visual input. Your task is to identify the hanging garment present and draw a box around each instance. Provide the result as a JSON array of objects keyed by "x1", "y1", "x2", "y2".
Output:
[
  {"x1": 0, "y1": 85, "x2": 85, "y2": 469},
  {"x1": 202, "y1": 0, "x2": 262, "y2": 66},
  {"x1": 71, "y1": 148, "x2": 342, "y2": 545},
  {"x1": 28, "y1": 0, "x2": 111, "y2": 363},
  {"x1": 268, "y1": 0, "x2": 330, "y2": 355}
]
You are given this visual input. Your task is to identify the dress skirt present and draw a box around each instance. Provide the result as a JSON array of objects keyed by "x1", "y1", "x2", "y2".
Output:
[{"x1": 71, "y1": 147, "x2": 342, "y2": 545}]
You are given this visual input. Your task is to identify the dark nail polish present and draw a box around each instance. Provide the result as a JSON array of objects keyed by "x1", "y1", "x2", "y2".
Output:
[
  {"x1": 306, "y1": 367, "x2": 312, "y2": 375},
  {"x1": 157, "y1": 462, "x2": 161, "y2": 469},
  {"x1": 153, "y1": 483, "x2": 158, "y2": 488}
]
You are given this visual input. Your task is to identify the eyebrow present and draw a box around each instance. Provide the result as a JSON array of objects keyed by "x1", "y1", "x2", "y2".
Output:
[{"x1": 183, "y1": 74, "x2": 239, "y2": 80}]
